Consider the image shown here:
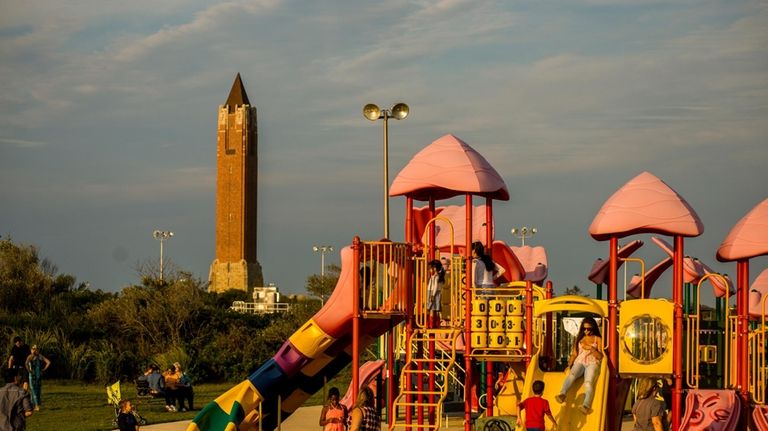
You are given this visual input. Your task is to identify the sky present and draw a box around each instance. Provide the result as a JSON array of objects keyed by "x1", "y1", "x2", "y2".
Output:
[{"x1": 1, "y1": 0, "x2": 766, "y2": 301}]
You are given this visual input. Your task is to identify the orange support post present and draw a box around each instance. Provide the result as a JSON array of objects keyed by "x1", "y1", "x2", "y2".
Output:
[
  {"x1": 352, "y1": 236, "x2": 361, "y2": 403},
  {"x1": 545, "y1": 281, "x2": 554, "y2": 370},
  {"x1": 737, "y1": 260, "x2": 750, "y2": 430},
  {"x1": 525, "y1": 281, "x2": 534, "y2": 369},
  {"x1": 607, "y1": 236, "x2": 618, "y2": 431}
]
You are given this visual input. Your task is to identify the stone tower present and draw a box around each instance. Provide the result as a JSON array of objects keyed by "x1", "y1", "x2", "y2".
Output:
[{"x1": 208, "y1": 73, "x2": 264, "y2": 293}]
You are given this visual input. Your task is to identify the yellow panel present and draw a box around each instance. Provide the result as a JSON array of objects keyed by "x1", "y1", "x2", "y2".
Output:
[
  {"x1": 470, "y1": 333, "x2": 488, "y2": 348},
  {"x1": 506, "y1": 300, "x2": 524, "y2": 316},
  {"x1": 494, "y1": 362, "x2": 528, "y2": 415},
  {"x1": 471, "y1": 315, "x2": 488, "y2": 331},
  {"x1": 488, "y1": 332, "x2": 507, "y2": 348},
  {"x1": 214, "y1": 380, "x2": 263, "y2": 416},
  {"x1": 288, "y1": 319, "x2": 335, "y2": 359},
  {"x1": 488, "y1": 316, "x2": 505, "y2": 331},
  {"x1": 472, "y1": 298, "x2": 489, "y2": 315},
  {"x1": 534, "y1": 295, "x2": 608, "y2": 317},
  {"x1": 618, "y1": 299, "x2": 674, "y2": 375},
  {"x1": 507, "y1": 331, "x2": 525, "y2": 349},
  {"x1": 489, "y1": 300, "x2": 506, "y2": 316}
]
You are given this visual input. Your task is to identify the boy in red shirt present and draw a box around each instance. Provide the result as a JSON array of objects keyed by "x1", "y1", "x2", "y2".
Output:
[{"x1": 517, "y1": 380, "x2": 557, "y2": 431}]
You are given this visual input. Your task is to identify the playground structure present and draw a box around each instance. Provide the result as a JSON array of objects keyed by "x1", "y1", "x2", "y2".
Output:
[{"x1": 188, "y1": 134, "x2": 768, "y2": 431}]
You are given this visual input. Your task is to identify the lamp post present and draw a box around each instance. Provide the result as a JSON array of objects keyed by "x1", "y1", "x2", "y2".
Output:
[
  {"x1": 313, "y1": 245, "x2": 334, "y2": 276},
  {"x1": 153, "y1": 230, "x2": 174, "y2": 282},
  {"x1": 511, "y1": 226, "x2": 537, "y2": 246},
  {"x1": 363, "y1": 102, "x2": 409, "y2": 239}
]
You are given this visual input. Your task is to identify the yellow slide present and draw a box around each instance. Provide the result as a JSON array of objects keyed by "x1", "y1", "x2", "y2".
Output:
[{"x1": 497, "y1": 354, "x2": 610, "y2": 431}]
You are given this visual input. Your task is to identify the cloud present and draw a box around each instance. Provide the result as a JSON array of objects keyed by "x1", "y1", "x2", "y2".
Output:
[{"x1": 0, "y1": 137, "x2": 47, "y2": 148}]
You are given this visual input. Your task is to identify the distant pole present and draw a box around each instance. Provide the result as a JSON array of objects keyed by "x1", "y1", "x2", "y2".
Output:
[
  {"x1": 313, "y1": 245, "x2": 334, "y2": 276},
  {"x1": 510, "y1": 226, "x2": 537, "y2": 246},
  {"x1": 153, "y1": 230, "x2": 174, "y2": 282}
]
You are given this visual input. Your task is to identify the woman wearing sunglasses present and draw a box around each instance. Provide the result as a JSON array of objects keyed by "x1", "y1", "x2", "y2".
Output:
[{"x1": 555, "y1": 316, "x2": 603, "y2": 414}]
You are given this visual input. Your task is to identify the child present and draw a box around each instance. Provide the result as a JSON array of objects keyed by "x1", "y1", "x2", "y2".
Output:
[
  {"x1": 517, "y1": 380, "x2": 557, "y2": 431},
  {"x1": 117, "y1": 399, "x2": 140, "y2": 431}
]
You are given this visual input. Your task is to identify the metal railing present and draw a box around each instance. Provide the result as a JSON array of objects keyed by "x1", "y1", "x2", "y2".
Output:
[
  {"x1": 686, "y1": 273, "x2": 733, "y2": 388},
  {"x1": 230, "y1": 301, "x2": 291, "y2": 314},
  {"x1": 359, "y1": 241, "x2": 411, "y2": 315},
  {"x1": 749, "y1": 294, "x2": 768, "y2": 404}
]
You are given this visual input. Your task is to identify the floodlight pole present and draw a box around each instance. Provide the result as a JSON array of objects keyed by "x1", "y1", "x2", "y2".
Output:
[{"x1": 153, "y1": 230, "x2": 174, "y2": 282}]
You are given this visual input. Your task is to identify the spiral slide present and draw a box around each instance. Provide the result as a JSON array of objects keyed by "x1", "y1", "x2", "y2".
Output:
[
  {"x1": 512, "y1": 353, "x2": 610, "y2": 431},
  {"x1": 187, "y1": 247, "x2": 396, "y2": 431}
]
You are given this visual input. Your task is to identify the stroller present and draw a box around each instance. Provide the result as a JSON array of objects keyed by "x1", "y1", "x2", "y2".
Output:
[{"x1": 107, "y1": 381, "x2": 148, "y2": 428}]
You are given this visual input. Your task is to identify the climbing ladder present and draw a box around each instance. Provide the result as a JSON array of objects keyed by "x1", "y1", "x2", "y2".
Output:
[{"x1": 390, "y1": 328, "x2": 461, "y2": 430}]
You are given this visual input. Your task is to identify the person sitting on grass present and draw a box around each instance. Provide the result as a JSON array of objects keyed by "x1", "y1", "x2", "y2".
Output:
[
  {"x1": 517, "y1": 380, "x2": 557, "y2": 431},
  {"x1": 117, "y1": 399, "x2": 140, "y2": 431}
]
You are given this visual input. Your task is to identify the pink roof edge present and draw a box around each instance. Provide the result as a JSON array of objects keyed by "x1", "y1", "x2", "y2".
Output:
[
  {"x1": 716, "y1": 198, "x2": 768, "y2": 262},
  {"x1": 390, "y1": 134, "x2": 509, "y2": 201},
  {"x1": 589, "y1": 171, "x2": 703, "y2": 241}
]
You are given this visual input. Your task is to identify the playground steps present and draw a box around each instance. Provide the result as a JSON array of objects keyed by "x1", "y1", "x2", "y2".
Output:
[{"x1": 390, "y1": 328, "x2": 461, "y2": 431}]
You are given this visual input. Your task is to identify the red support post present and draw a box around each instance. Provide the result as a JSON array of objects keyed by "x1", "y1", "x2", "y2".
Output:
[
  {"x1": 485, "y1": 197, "x2": 493, "y2": 416},
  {"x1": 427, "y1": 198, "x2": 436, "y2": 427},
  {"x1": 352, "y1": 236, "x2": 362, "y2": 403},
  {"x1": 464, "y1": 194, "x2": 474, "y2": 431},
  {"x1": 671, "y1": 236, "x2": 684, "y2": 431},
  {"x1": 525, "y1": 281, "x2": 534, "y2": 369},
  {"x1": 406, "y1": 197, "x2": 414, "y2": 244},
  {"x1": 737, "y1": 260, "x2": 750, "y2": 430},
  {"x1": 387, "y1": 319, "x2": 395, "y2": 428}
]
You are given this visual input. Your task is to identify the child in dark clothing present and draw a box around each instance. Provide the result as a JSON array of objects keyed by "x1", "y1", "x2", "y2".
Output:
[
  {"x1": 117, "y1": 399, "x2": 140, "y2": 431},
  {"x1": 517, "y1": 380, "x2": 557, "y2": 431}
]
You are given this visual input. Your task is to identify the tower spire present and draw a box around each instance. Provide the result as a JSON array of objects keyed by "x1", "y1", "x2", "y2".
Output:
[{"x1": 225, "y1": 73, "x2": 250, "y2": 111}]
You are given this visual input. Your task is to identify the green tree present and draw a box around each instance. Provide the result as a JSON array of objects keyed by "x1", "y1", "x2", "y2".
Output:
[
  {"x1": 565, "y1": 285, "x2": 590, "y2": 297},
  {"x1": 305, "y1": 263, "x2": 341, "y2": 304}
]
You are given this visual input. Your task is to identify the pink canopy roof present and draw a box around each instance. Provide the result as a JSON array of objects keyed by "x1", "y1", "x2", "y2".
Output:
[
  {"x1": 716, "y1": 198, "x2": 768, "y2": 262},
  {"x1": 589, "y1": 172, "x2": 703, "y2": 241},
  {"x1": 390, "y1": 134, "x2": 509, "y2": 201},
  {"x1": 749, "y1": 269, "x2": 768, "y2": 319},
  {"x1": 411, "y1": 205, "x2": 491, "y2": 250}
]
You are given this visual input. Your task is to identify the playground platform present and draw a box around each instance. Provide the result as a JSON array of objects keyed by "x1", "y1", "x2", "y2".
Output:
[{"x1": 129, "y1": 405, "x2": 637, "y2": 431}]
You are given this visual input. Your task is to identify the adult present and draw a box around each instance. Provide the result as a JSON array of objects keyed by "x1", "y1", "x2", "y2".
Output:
[
  {"x1": 0, "y1": 368, "x2": 33, "y2": 431},
  {"x1": 6, "y1": 337, "x2": 30, "y2": 391},
  {"x1": 24, "y1": 345, "x2": 50, "y2": 411},
  {"x1": 472, "y1": 242, "x2": 505, "y2": 295},
  {"x1": 349, "y1": 386, "x2": 380, "y2": 431},
  {"x1": 318, "y1": 387, "x2": 347, "y2": 431},
  {"x1": 145, "y1": 365, "x2": 164, "y2": 396},
  {"x1": 173, "y1": 362, "x2": 194, "y2": 411},
  {"x1": 426, "y1": 259, "x2": 445, "y2": 324},
  {"x1": 631, "y1": 377, "x2": 668, "y2": 431},
  {"x1": 555, "y1": 316, "x2": 603, "y2": 414}
]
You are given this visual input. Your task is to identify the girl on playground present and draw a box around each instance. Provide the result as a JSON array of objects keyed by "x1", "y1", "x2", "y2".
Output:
[
  {"x1": 426, "y1": 259, "x2": 445, "y2": 324},
  {"x1": 472, "y1": 242, "x2": 505, "y2": 295},
  {"x1": 349, "y1": 386, "x2": 380, "y2": 431},
  {"x1": 319, "y1": 387, "x2": 348, "y2": 431},
  {"x1": 555, "y1": 316, "x2": 603, "y2": 414}
]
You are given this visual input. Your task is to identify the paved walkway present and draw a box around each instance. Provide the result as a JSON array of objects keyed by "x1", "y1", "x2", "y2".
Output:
[{"x1": 134, "y1": 405, "x2": 635, "y2": 430}]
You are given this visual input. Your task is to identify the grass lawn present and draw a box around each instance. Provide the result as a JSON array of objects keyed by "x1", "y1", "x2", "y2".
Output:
[{"x1": 26, "y1": 374, "x2": 352, "y2": 431}]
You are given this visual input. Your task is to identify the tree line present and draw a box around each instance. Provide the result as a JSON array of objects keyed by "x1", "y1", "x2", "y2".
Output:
[{"x1": 0, "y1": 236, "x2": 321, "y2": 384}]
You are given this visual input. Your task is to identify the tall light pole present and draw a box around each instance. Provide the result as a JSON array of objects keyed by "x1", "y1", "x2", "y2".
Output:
[
  {"x1": 313, "y1": 245, "x2": 334, "y2": 276},
  {"x1": 153, "y1": 230, "x2": 174, "y2": 282},
  {"x1": 363, "y1": 102, "x2": 409, "y2": 239},
  {"x1": 511, "y1": 226, "x2": 537, "y2": 246}
]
